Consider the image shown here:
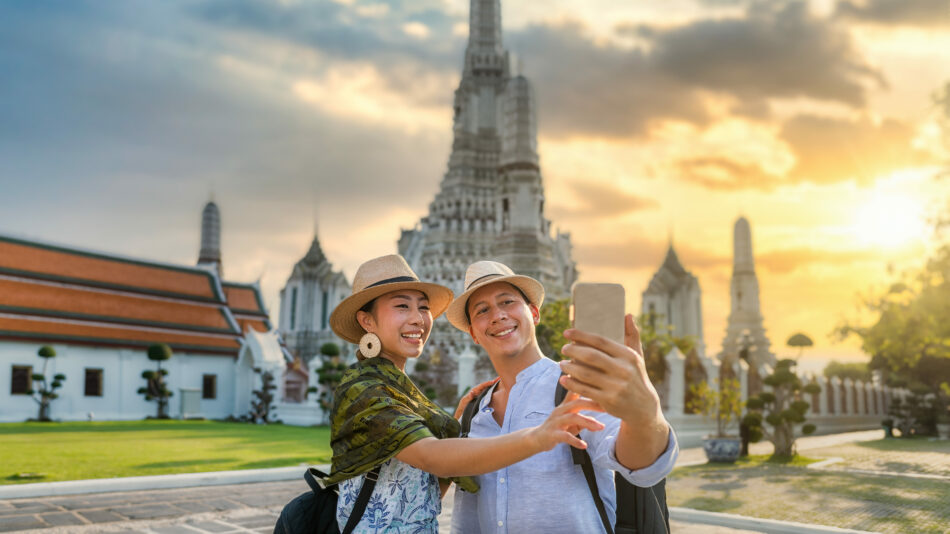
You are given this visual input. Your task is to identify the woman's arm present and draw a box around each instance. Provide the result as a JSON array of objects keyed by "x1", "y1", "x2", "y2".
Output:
[{"x1": 396, "y1": 396, "x2": 604, "y2": 478}]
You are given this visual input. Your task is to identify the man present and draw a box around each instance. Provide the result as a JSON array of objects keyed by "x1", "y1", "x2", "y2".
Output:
[{"x1": 446, "y1": 261, "x2": 678, "y2": 533}]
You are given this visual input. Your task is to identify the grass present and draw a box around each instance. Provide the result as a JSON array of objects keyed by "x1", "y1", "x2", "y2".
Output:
[{"x1": 0, "y1": 420, "x2": 332, "y2": 485}]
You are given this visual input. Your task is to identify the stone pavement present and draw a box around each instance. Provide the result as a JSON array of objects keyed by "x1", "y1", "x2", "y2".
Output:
[
  {"x1": 0, "y1": 430, "x2": 892, "y2": 533},
  {"x1": 0, "y1": 479, "x2": 763, "y2": 534}
]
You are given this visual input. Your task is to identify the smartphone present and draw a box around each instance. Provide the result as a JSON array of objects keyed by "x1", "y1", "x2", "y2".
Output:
[{"x1": 571, "y1": 282, "x2": 625, "y2": 345}]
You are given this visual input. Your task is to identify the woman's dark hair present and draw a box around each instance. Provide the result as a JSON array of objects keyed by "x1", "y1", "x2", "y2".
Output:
[
  {"x1": 464, "y1": 284, "x2": 531, "y2": 324},
  {"x1": 359, "y1": 298, "x2": 377, "y2": 314}
]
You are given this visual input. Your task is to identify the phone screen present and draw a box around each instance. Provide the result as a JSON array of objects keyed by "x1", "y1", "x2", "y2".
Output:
[{"x1": 571, "y1": 282, "x2": 625, "y2": 345}]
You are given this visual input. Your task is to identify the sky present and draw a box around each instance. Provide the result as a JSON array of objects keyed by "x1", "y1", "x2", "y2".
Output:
[{"x1": 1, "y1": 0, "x2": 949, "y2": 374}]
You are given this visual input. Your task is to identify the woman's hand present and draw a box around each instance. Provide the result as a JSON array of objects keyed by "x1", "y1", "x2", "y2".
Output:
[
  {"x1": 528, "y1": 393, "x2": 605, "y2": 452},
  {"x1": 454, "y1": 378, "x2": 500, "y2": 420}
]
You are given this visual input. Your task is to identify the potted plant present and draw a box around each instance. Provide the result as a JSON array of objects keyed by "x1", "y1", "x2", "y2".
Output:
[
  {"x1": 688, "y1": 377, "x2": 744, "y2": 463},
  {"x1": 881, "y1": 418, "x2": 895, "y2": 438}
]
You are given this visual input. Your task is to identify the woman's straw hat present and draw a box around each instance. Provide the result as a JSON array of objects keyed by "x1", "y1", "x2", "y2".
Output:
[
  {"x1": 445, "y1": 260, "x2": 544, "y2": 332},
  {"x1": 329, "y1": 254, "x2": 453, "y2": 344}
]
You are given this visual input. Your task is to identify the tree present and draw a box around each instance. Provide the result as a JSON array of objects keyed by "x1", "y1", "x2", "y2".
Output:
[
  {"x1": 28, "y1": 346, "x2": 65, "y2": 422},
  {"x1": 835, "y1": 242, "x2": 950, "y2": 395},
  {"x1": 138, "y1": 343, "x2": 173, "y2": 419},
  {"x1": 314, "y1": 342, "x2": 347, "y2": 422},
  {"x1": 743, "y1": 359, "x2": 820, "y2": 458},
  {"x1": 249, "y1": 367, "x2": 277, "y2": 423},
  {"x1": 638, "y1": 311, "x2": 696, "y2": 386},
  {"x1": 786, "y1": 332, "x2": 813, "y2": 360},
  {"x1": 536, "y1": 298, "x2": 570, "y2": 361},
  {"x1": 823, "y1": 361, "x2": 871, "y2": 382},
  {"x1": 687, "y1": 377, "x2": 744, "y2": 438}
]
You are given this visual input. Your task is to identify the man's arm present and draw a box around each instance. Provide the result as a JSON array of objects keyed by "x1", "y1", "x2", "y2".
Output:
[{"x1": 559, "y1": 314, "x2": 671, "y2": 470}]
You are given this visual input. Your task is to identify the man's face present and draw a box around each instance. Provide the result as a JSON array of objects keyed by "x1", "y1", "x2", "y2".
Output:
[{"x1": 466, "y1": 282, "x2": 540, "y2": 359}]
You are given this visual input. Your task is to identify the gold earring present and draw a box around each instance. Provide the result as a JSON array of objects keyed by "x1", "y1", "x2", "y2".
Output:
[{"x1": 359, "y1": 332, "x2": 381, "y2": 358}]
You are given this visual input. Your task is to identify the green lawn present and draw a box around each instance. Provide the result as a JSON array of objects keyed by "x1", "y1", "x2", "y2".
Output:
[{"x1": 0, "y1": 420, "x2": 332, "y2": 485}]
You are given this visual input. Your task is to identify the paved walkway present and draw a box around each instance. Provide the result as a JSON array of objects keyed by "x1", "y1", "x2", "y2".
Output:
[{"x1": 0, "y1": 430, "x2": 902, "y2": 533}]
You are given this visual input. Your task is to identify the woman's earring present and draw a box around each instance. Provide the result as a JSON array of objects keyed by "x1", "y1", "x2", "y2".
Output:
[{"x1": 359, "y1": 332, "x2": 381, "y2": 358}]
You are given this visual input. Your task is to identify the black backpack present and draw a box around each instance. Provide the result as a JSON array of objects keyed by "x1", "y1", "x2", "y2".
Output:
[
  {"x1": 459, "y1": 380, "x2": 670, "y2": 534},
  {"x1": 273, "y1": 465, "x2": 381, "y2": 534}
]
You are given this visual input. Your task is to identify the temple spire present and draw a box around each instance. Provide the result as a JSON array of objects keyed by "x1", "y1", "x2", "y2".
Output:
[
  {"x1": 197, "y1": 199, "x2": 222, "y2": 277},
  {"x1": 468, "y1": 0, "x2": 502, "y2": 52}
]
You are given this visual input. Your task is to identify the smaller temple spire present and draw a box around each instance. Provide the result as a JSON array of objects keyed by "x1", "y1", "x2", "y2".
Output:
[{"x1": 197, "y1": 200, "x2": 222, "y2": 277}]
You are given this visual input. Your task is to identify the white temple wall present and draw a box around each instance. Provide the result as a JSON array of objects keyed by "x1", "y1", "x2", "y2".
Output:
[{"x1": 1, "y1": 340, "x2": 238, "y2": 423}]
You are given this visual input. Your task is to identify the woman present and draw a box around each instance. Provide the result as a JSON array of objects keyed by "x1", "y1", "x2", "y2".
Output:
[{"x1": 324, "y1": 254, "x2": 603, "y2": 533}]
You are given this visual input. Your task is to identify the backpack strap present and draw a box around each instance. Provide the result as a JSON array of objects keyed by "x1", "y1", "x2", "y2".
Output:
[
  {"x1": 341, "y1": 465, "x2": 382, "y2": 534},
  {"x1": 306, "y1": 465, "x2": 381, "y2": 534},
  {"x1": 556, "y1": 379, "x2": 614, "y2": 534},
  {"x1": 460, "y1": 384, "x2": 494, "y2": 437}
]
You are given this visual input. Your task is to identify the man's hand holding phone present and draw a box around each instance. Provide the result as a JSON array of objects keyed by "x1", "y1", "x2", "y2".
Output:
[{"x1": 558, "y1": 283, "x2": 670, "y2": 469}]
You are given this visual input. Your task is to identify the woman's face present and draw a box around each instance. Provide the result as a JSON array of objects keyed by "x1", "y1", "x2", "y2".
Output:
[{"x1": 357, "y1": 289, "x2": 432, "y2": 366}]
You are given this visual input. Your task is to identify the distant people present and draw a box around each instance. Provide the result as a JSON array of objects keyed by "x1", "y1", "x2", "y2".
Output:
[
  {"x1": 448, "y1": 261, "x2": 679, "y2": 533},
  {"x1": 323, "y1": 254, "x2": 605, "y2": 533}
]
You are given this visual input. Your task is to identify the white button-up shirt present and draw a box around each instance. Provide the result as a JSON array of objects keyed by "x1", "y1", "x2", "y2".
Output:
[{"x1": 451, "y1": 357, "x2": 678, "y2": 533}]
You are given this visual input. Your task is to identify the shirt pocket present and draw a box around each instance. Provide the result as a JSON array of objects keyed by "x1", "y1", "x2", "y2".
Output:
[{"x1": 516, "y1": 410, "x2": 569, "y2": 473}]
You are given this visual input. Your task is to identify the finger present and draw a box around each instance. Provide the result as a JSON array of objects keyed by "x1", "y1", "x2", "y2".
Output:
[
  {"x1": 561, "y1": 343, "x2": 628, "y2": 376},
  {"x1": 556, "y1": 397, "x2": 606, "y2": 414},
  {"x1": 561, "y1": 412, "x2": 605, "y2": 432},
  {"x1": 624, "y1": 314, "x2": 642, "y2": 352},
  {"x1": 558, "y1": 376, "x2": 606, "y2": 406},
  {"x1": 565, "y1": 328, "x2": 632, "y2": 359},
  {"x1": 561, "y1": 433, "x2": 588, "y2": 450},
  {"x1": 559, "y1": 359, "x2": 627, "y2": 391}
]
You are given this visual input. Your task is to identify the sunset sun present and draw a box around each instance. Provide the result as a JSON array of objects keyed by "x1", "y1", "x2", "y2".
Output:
[{"x1": 853, "y1": 187, "x2": 929, "y2": 249}]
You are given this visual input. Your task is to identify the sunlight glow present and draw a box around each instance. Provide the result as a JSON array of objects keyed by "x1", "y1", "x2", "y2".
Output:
[{"x1": 852, "y1": 177, "x2": 929, "y2": 249}]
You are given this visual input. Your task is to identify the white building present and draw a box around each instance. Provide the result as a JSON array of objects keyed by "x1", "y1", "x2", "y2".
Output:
[
  {"x1": 642, "y1": 244, "x2": 707, "y2": 357},
  {"x1": 277, "y1": 233, "x2": 351, "y2": 365},
  {"x1": 0, "y1": 203, "x2": 291, "y2": 422}
]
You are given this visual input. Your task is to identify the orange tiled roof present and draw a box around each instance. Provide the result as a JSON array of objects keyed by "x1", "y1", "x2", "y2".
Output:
[
  {"x1": 0, "y1": 277, "x2": 235, "y2": 333},
  {"x1": 0, "y1": 234, "x2": 284, "y2": 355},
  {"x1": 223, "y1": 283, "x2": 266, "y2": 314},
  {"x1": 0, "y1": 314, "x2": 240, "y2": 353},
  {"x1": 0, "y1": 236, "x2": 223, "y2": 302}
]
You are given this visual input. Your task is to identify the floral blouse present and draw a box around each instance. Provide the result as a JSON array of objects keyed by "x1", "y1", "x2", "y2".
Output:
[{"x1": 336, "y1": 457, "x2": 440, "y2": 534}]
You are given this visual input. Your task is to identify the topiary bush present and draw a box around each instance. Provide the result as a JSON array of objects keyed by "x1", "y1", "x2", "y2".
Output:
[
  {"x1": 743, "y1": 359, "x2": 820, "y2": 458},
  {"x1": 28, "y1": 345, "x2": 65, "y2": 422},
  {"x1": 138, "y1": 343, "x2": 173, "y2": 419}
]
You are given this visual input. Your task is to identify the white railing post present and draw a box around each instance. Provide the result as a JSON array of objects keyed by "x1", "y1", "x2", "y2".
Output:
[{"x1": 665, "y1": 347, "x2": 686, "y2": 417}]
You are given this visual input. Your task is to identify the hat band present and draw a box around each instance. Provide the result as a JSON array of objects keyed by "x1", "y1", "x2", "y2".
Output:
[
  {"x1": 365, "y1": 275, "x2": 418, "y2": 290},
  {"x1": 466, "y1": 273, "x2": 503, "y2": 291}
]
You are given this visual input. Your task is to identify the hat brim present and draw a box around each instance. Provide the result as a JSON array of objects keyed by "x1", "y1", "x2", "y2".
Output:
[
  {"x1": 446, "y1": 274, "x2": 544, "y2": 332},
  {"x1": 329, "y1": 281, "x2": 454, "y2": 344}
]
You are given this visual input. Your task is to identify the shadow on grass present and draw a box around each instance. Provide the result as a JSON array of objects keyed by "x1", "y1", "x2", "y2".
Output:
[
  {"x1": 5, "y1": 473, "x2": 46, "y2": 481},
  {"x1": 136, "y1": 458, "x2": 236, "y2": 469},
  {"x1": 238, "y1": 457, "x2": 326, "y2": 469}
]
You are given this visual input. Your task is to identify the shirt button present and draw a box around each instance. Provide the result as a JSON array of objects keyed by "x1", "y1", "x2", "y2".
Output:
[
  {"x1": 497, "y1": 520, "x2": 504, "y2": 527},
  {"x1": 499, "y1": 477, "x2": 505, "y2": 484}
]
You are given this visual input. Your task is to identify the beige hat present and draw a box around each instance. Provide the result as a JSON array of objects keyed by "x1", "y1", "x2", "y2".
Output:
[
  {"x1": 329, "y1": 254, "x2": 454, "y2": 344},
  {"x1": 446, "y1": 261, "x2": 545, "y2": 332}
]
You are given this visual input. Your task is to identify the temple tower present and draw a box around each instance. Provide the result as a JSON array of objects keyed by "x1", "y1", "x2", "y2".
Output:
[
  {"x1": 641, "y1": 244, "x2": 706, "y2": 357},
  {"x1": 398, "y1": 0, "x2": 576, "y2": 400},
  {"x1": 278, "y1": 233, "x2": 351, "y2": 364},
  {"x1": 197, "y1": 200, "x2": 222, "y2": 276},
  {"x1": 718, "y1": 217, "x2": 775, "y2": 382}
]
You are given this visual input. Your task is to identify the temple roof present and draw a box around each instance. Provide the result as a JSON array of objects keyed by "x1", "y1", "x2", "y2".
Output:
[
  {"x1": 0, "y1": 233, "x2": 271, "y2": 355},
  {"x1": 644, "y1": 245, "x2": 697, "y2": 296}
]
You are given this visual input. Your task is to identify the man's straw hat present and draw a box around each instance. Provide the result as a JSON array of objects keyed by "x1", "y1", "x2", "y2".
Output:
[
  {"x1": 329, "y1": 254, "x2": 453, "y2": 344},
  {"x1": 446, "y1": 260, "x2": 544, "y2": 332}
]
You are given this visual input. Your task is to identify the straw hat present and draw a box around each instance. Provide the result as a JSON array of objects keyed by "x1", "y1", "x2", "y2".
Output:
[
  {"x1": 446, "y1": 261, "x2": 544, "y2": 332},
  {"x1": 329, "y1": 254, "x2": 453, "y2": 344}
]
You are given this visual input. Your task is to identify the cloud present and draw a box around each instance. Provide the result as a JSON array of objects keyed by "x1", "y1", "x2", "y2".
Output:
[
  {"x1": 780, "y1": 114, "x2": 933, "y2": 185},
  {"x1": 757, "y1": 247, "x2": 880, "y2": 274},
  {"x1": 677, "y1": 157, "x2": 785, "y2": 191},
  {"x1": 575, "y1": 235, "x2": 730, "y2": 271},
  {"x1": 548, "y1": 182, "x2": 660, "y2": 219},
  {"x1": 836, "y1": 0, "x2": 950, "y2": 28},
  {"x1": 511, "y1": 1, "x2": 882, "y2": 140}
]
